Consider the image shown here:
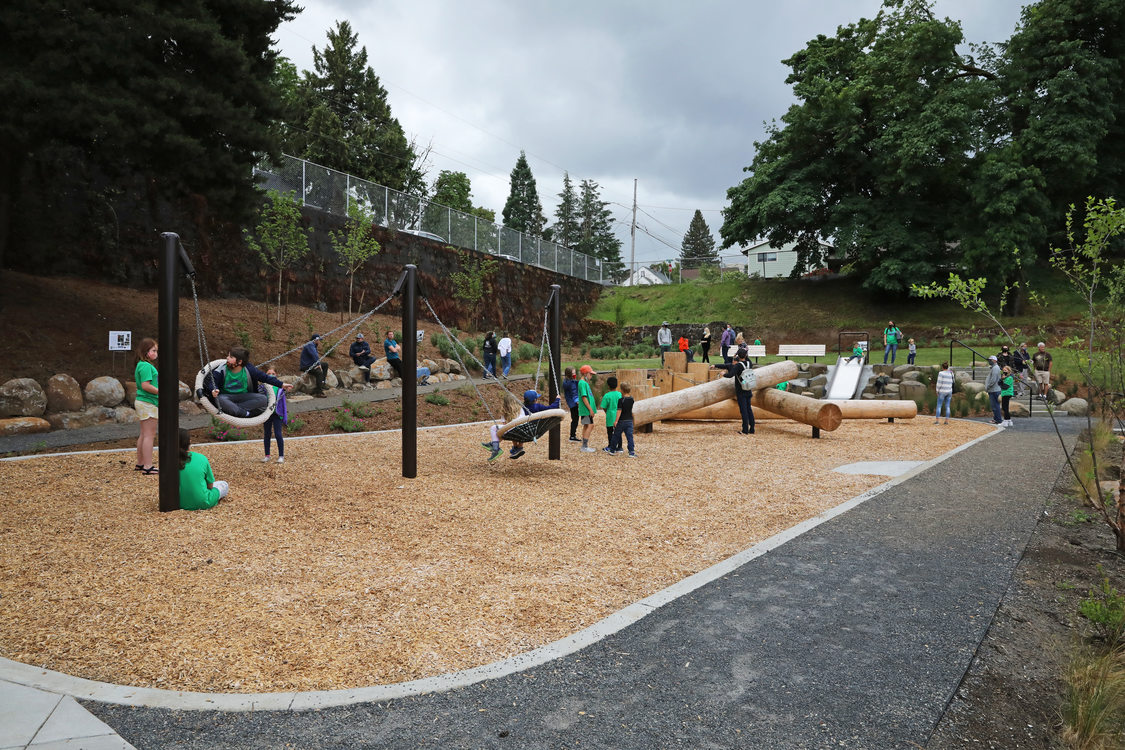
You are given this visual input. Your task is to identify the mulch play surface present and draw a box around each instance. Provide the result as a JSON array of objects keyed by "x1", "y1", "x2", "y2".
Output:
[{"x1": 0, "y1": 418, "x2": 990, "y2": 693}]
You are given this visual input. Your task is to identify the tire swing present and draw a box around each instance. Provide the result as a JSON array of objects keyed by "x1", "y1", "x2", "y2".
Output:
[
  {"x1": 195, "y1": 359, "x2": 277, "y2": 428},
  {"x1": 495, "y1": 407, "x2": 568, "y2": 443}
]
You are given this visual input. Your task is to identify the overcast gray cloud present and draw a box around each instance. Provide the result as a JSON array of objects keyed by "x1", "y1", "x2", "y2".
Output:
[{"x1": 275, "y1": 0, "x2": 1026, "y2": 266}]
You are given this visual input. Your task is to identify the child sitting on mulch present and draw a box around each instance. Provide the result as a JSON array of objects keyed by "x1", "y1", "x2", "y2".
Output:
[{"x1": 178, "y1": 428, "x2": 229, "y2": 510}]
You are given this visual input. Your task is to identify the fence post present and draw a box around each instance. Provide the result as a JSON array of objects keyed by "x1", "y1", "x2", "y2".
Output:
[
  {"x1": 346, "y1": 173, "x2": 350, "y2": 215},
  {"x1": 301, "y1": 160, "x2": 306, "y2": 206}
]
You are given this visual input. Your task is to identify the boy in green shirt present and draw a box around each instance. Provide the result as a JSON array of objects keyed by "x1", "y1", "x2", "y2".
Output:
[
  {"x1": 599, "y1": 376, "x2": 622, "y2": 453},
  {"x1": 578, "y1": 364, "x2": 597, "y2": 452}
]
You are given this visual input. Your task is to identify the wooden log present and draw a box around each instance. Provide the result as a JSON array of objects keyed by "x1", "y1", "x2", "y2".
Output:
[
  {"x1": 631, "y1": 360, "x2": 798, "y2": 427},
  {"x1": 687, "y1": 362, "x2": 711, "y2": 383},
  {"x1": 615, "y1": 369, "x2": 650, "y2": 388},
  {"x1": 753, "y1": 389, "x2": 842, "y2": 431},
  {"x1": 664, "y1": 351, "x2": 688, "y2": 373},
  {"x1": 824, "y1": 399, "x2": 917, "y2": 419},
  {"x1": 654, "y1": 369, "x2": 674, "y2": 394}
]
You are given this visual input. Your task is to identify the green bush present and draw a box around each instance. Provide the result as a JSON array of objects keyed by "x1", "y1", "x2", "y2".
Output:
[
  {"x1": 207, "y1": 417, "x2": 250, "y2": 442},
  {"x1": 516, "y1": 342, "x2": 538, "y2": 362},
  {"x1": 1080, "y1": 570, "x2": 1125, "y2": 650},
  {"x1": 340, "y1": 398, "x2": 373, "y2": 418},
  {"x1": 329, "y1": 408, "x2": 365, "y2": 432},
  {"x1": 234, "y1": 322, "x2": 252, "y2": 350},
  {"x1": 284, "y1": 418, "x2": 305, "y2": 434},
  {"x1": 425, "y1": 392, "x2": 450, "y2": 406}
]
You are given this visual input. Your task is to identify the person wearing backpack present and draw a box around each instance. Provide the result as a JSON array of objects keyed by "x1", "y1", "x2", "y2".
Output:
[{"x1": 723, "y1": 349, "x2": 756, "y2": 435}]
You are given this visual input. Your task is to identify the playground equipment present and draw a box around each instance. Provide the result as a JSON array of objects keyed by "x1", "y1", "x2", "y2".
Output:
[
  {"x1": 671, "y1": 394, "x2": 917, "y2": 423},
  {"x1": 825, "y1": 356, "x2": 872, "y2": 400},
  {"x1": 630, "y1": 360, "x2": 799, "y2": 427}
]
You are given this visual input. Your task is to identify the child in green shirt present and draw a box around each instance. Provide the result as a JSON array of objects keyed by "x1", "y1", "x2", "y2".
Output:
[
  {"x1": 177, "y1": 428, "x2": 229, "y2": 510},
  {"x1": 599, "y1": 376, "x2": 622, "y2": 453}
]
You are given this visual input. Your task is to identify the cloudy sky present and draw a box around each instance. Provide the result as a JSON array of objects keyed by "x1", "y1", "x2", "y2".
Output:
[{"x1": 274, "y1": 0, "x2": 1027, "y2": 268}]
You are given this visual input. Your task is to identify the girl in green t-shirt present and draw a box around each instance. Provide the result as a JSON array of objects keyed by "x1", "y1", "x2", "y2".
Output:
[
  {"x1": 133, "y1": 337, "x2": 160, "y2": 475},
  {"x1": 178, "y1": 429, "x2": 229, "y2": 510}
]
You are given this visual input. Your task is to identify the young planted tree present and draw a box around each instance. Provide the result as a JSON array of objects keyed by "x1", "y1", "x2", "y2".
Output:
[
  {"x1": 245, "y1": 190, "x2": 311, "y2": 322},
  {"x1": 331, "y1": 201, "x2": 381, "y2": 314},
  {"x1": 449, "y1": 250, "x2": 499, "y2": 329}
]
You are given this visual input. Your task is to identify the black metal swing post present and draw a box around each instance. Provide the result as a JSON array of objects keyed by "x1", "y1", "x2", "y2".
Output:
[
  {"x1": 396, "y1": 264, "x2": 418, "y2": 478},
  {"x1": 158, "y1": 232, "x2": 194, "y2": 512},
  {"x1": 547, "y1": 284, "x2": 561, "y2": 461}
]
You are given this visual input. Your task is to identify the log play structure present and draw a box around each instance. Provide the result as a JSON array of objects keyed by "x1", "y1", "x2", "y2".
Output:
[{"x1": 619, "y1": 350, "x2": 916, "y2": 438}]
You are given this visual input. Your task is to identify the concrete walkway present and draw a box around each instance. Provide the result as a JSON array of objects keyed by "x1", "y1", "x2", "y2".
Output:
[{"x1": 0, "y1": 417, "x2": 1084, "y2": 748}]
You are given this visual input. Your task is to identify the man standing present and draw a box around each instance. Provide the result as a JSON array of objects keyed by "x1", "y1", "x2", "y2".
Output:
[
  {"x1": 657, "y1": 321, "x2": 673, "y2": 365},
  {"x1": 497, "y1": 331, "x2": 513, "y2": 380},
  {"x1": 724, "y1": 349, "x2": 756, "y2": 435},
  {"x1": 384, "y1": 329, "x2": 404, "y2": 381},
  {"x1": 883, "y1": 320, "x2": 903, "y2": 364},
  {"x1": 985, "y1": 354, "x2": 1004, "y2": 425},
  {"x1": 720, "y1": 324, "x2": 734, "y2": 364},
  {"x1": 1032, "y1": 341, "x2": 1052, "y2": 400}
]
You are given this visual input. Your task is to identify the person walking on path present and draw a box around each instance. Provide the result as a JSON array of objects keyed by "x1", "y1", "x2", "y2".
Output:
[
  {"x1": 482, "y1": 332, "x2": 498, "y2": 379},
  {"x1": 133, "y1": 337, "x2": 160, "y2": 474},
  {"x1": 723, "y1": 349, "x2": 756, "y2": 435},
  {"x1": 657, "y1": 322, "x2": 673, "y2": 365},
  {"x1": 935, "y1": 361, "x2": 954, "y2": 424},
  {"x1": 1032, "y1": 342, "x2": 1052, "y2": 400},
  {"x1": 497, "y1": 332, "x2": 513, "y2": 379},
  {"x1": 883, "y1": 321, "x2": 903, "y2": 364},
  {"x1": 700, "y1": 327, "x2": 712, "y2": 363},
  {"x1": 985, "y1": 355, "x2": 1004, "y2": 426},
  {"x1": 300, "y1": 334, "x2": 329, "y2": 397},
  {"x1": 383, "y1": 330, "x2": 404, "y2": 382},
  {"x1": 720, "y1": 324, "x2": 734, "y2": 364}
]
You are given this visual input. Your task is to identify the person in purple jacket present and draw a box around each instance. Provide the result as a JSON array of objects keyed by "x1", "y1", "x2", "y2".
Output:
[{"x1": 261, "y1": 366, "x2": 289, "y2": 463}]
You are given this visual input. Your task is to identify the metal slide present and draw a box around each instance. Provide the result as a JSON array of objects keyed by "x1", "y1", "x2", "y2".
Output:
[{"x1": 825, "y1": 356, "x2": 870, "y2": 400}]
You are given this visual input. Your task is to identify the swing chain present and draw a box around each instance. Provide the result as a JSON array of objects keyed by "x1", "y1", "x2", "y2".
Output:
[{"x1": 257, "y1": 292, "x2": 397, "y2": 375}]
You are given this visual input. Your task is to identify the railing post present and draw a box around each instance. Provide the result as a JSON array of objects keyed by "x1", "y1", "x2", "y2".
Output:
[{"x1": 301, "y1": 160, "x2": 306, "y2": 206}]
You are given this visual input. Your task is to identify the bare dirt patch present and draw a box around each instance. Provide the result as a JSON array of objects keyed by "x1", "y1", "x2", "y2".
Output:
[{"x1": 0, "y1": 418, "x2": 990, "y2": 693}]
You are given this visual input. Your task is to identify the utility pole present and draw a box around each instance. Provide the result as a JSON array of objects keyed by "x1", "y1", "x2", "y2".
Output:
[{"x1": 630, "y1": 178, "x2": 637, "y2": 284}]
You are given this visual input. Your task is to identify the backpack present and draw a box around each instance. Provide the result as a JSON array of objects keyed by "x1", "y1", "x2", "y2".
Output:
[{"x1": 738, "y1": 362, "x2": 757, "y2": 391}]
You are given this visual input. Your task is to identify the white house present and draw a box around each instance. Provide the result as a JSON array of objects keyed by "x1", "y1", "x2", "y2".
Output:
[
  {"x1": 741, "y1": 239, "x2": 838, "y2": 279},
  {"x1": 620, "y1": 266, "x2": 673, "y2": 287}
]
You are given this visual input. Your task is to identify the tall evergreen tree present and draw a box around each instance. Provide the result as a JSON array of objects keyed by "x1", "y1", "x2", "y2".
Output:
[
  {"x1": 680, "y1": 210, "x2": 718, "y2": 266},
  {"x1": 0, "y1": 0, "x2": 300, "y2": 265},
  {"x1": 576, "y1": 179, "x2": 625, "y2": 280},
  {"x1": 501, "y1": 151, "x2": 546, "y2": 236},
  {"x1": 286, "y1": 21, "x2": 420, "y2": 192},
  {"x1": 552, "y1": 172, "x2": 582, "y2": 248}
]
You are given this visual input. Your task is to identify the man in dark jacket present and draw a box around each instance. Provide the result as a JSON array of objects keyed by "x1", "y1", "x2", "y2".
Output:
[
  {"x1": 300, "y1": 334, "x2": 329, "y2": 398},
  {"x1": 349, "y1": 333, "x2": 376, "y2": 382}
]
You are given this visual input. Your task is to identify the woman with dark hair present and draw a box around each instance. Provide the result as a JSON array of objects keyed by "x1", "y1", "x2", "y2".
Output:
[
  {"x1": 178, "y1": 429, "x2": 228, "y2": 510},
  {"x1": 133, "y1": 337, "x2": 160, "y2": 474},
  {"x1": 482, "y1": 331, "x2": 498, "y2": 378},
  {"x1": 724, "y1": 349, "x2": 756, "y2": 435}
]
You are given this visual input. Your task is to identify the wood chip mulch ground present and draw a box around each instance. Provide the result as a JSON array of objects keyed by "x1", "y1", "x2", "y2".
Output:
[{"x1": 0, "y1": 418, "x2": 991, "y2": 693}]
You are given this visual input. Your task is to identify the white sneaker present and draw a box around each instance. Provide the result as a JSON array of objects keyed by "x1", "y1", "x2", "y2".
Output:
[
  {"x1": 580, "y1": 446, "x2": 596, "y2": 453},
  {"x1": 260, "y1": 455, "x2": 272, "y2": 463},
  {"x1": 276, "y1": 456, "x2": 285, "y2": 464}
]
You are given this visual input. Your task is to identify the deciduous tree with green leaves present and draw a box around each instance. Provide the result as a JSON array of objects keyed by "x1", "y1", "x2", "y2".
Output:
[
  {"x1": 501, "y1": 151, "x2": 546, "y2": 237},
  {"x1": 449, "y1": 250, "x2": 499, "y2": 329},
  {"x1": 245, "y1": 190, "x2": 311, "y2": 322},
  {"x1": 331, "y1": 202, "x2": 381, "y2": 315}
]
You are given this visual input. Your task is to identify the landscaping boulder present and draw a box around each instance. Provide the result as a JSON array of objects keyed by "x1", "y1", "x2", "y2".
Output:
[
  {"x1": 370, "y1": 363, "x2": 393, "y2": 381},
  {"x1": 422, "y1": 358, "x2": 439, "y2": 373},
  {"x1": 113, "y1": 406, "x2": 138, "y2": 424},
  {"x1": 1009, "y1": 400, "x2": 1030, "y2": 417},
  {"x1": 808, "y1": 374, "x2": 828, "y2": 388},
  {"x1": 337, "y1": 370, "x2": 354, "y2": 389},
  {"x1": 1049, "y1": 389, "x2": 1067, "y2": 405},
  {"x1": 961, "y1": 381, "x2": 985, "y2": 396},
  {"x1": 898, "y1": 381, "x2": 927, "y2": 401},
  {"x1": 84, "y1": 376, "x2": 125, "y2": 408},
  {"x1": 871, "y1": 364, "x2": 895, "y2": 376},
  {"x1": 1060, "y1": 397, "x2": 1089, "y2": 416},
  {"x1": 46, "y1": 374, "x2": 83, "y2": 413},
  {"x1": 179, "y1": 401, "x2": 204, "y2": 416},
  {"x1": 884, "y1": 383, "x2": 900, "y2": 394},
  {"x1": 788, "y1": 378, "x2": 810, "y2": 390},
  {"x1": 0, "y1": 378, "x2": 48, "y2": 417},
  {"x1": 179, "y1": 380, "x2": 193, "y2": 401},
  {"x1": 807, "y1": 385, "x2": 826, "y2": 399},
  {"x1": 347, "y1": 366, "x2": 371, "y2": 385},
  {"x1": 892, "y1": 365, "x2": 916, "y2": 379},
  {"x1": 807, "y1": 363, "x2": 828, "y2": 377},
  {"x1": 973, "y1": 391, "x2": 990, "y2": 406},
  {"x1": 445, "y1": 359, "x2": 463, "y2": 375},
  {"x1": 124, "y1": 381, "x2": 138, "y2": 403},
  {"x1": 1099, "y1": 480, "x2": 1119, "y2": 506},
  {"x1": 375, "y1": 381, "x2": 393, "y2": 390},
  {"x1": 902, "y1": 371, "x2": 925, "y2": 382},
  {"x1": 0, "y1": 416, "x2": 51, "y2": 436}
]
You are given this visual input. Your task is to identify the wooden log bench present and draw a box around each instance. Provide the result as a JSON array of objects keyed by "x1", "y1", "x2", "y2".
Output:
[{"x1": 777, "y1": 344, "x2": 827, "y2": 362}]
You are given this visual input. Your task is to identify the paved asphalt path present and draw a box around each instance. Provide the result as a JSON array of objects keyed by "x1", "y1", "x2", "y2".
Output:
[{"x1": 85, "y1": 418, "x2": 1081, "y2": 749}]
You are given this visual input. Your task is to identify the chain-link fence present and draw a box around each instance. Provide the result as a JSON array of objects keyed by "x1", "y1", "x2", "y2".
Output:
[{"x1": 253, "y1": 154, "x2": 606, "y2": 283}]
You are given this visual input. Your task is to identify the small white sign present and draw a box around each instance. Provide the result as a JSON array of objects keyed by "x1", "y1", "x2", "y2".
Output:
[
  {"x1": 416, "y1": 329, "x2": 425, "y2": 344},
  {"x1": 109, "y1": 331, "x2": 132, "y2": 352}
]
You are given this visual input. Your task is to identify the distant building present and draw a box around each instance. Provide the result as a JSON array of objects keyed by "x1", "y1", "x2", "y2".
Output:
[
  {"x1": 621, "y1": 266, "x2": 673, "y2": 287},
  {"x1": 741, "y1": 239, "x2": 838, "y2": 279}
]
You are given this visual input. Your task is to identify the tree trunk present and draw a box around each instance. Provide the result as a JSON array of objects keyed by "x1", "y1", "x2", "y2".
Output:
[{"x1": 276, "y1": 267, "x2": 283, "y2": 323}]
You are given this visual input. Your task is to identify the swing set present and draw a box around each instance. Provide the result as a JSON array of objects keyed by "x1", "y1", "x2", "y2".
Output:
[{"x1": 155, "y1": 233, "x2": 564, "y2": 512}]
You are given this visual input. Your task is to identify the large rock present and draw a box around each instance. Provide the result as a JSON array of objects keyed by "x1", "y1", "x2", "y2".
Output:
[
  {"x1": 807, "y1": 362, "x2": 828, "y2": 377},
  {"x1": 902, "y1": 371, "x2": 925, "y2": 382},
  {"x1": 961, "y1": 381, "x2": 986, "y2": 396},
  {"x1": 808, "y1": 374, "x2": 828, "y2": 388},
  {"x1": 46, "y1": 374, "x2": 84, "y2": 413},
  {"x1": 1009, "y1": 400, "x2": 1030, "y2": 417},
  {"x1": 45, "y1": 407, "x2": 116, "y2": 431},
  {"x1": 0, "y1": 378, "x2": 48, "y2": 417},
  {"x1": 787, "y1": 378, "x2": 810, "y2": 390},
  {"x1": 807, "y1": 385, "x2": 826, "y2": 399},
  {"x1": 422, "y1": 358, "x2": 439, "y2": 373},
  {"x1": 1049, "y1": 389, "x2": 1067, "y2": 405},
  {"x1": 370, "y1": 363, "x2": 393, "y2": 381},
  {"x1": 955, "y1": 371, "x2": 973, "y2": 383},
  {"x1": 884, "y1": 383, "x2": 900, "y2": 394},
  {"x1": 898, "y1": 381, "x2": 927, "y2": 401},
  {"x1": 84, "y1": 376, "x2": 125, "y2": 407},
  {"x1": 1061, "y1": 397, "x2": 1089, "y2": 416},
  {"x1": 0, "y1": 416, "x2": 51, "y2": 436},
  {"x1": 179, "y1": 380, "x2": 193, "y2": 401},
  {"x1": 124, "y1": 381, "x2": 138, "y2": 403},
  {"x1": 445, "y1": 359, "x2": 463, "y2": 375},
  {"x1": 337, "y1": 369, "x2": 354, "y2": 389},
  {"x1": 347, "y1": 366, "x2": 369, "y2": 384},
  {"x1": 179, "y1": 401, "x2": 204, "y2": 416},
  {"x1": 871, "y1": 364, "x2": 895, "y2": 376},
  {"x1": 892, "y1": 365, "x2": 917, "y2": 379},
  {"x1": 113, "y1": 406, "x2": 138, "y2": 424}
]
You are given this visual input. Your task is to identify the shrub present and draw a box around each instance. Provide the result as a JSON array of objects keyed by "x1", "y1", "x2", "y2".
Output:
[
  {"x1": 329, "y1": 408, "x2": 365, "y2": 432},
  {"x1": 1062, "y1": 650, "x2": 1125, "y2": 750},
  {"x1": 340, "y1": 398, "x2": 373, "y2": 418},
  {"x1": 516, "y1": 342, "x2": 538, "y2": 362},
  {"x1": 262, "y1": 318, "x2": 274, "y2": 342},
  {"x1": 284, "y1": 418, "x2": 305, "y2": 434},
  {"x1": 207, "y1": 417, "x2": 250, "y2": 442},
  {"x1": 425, "y1": 392, "x2": 449, "y2": 406},
  {"x1": 234, "y1": 322, "x2": 252, "y2": 350}
]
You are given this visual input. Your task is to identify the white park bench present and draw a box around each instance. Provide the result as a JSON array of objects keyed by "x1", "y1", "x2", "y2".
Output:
[
  {"x1": 727, "y1": 344, "x2": 767, "y2": 362},
  {"x1": 777, "y1": 344, "x2": 827, "y2": 362}
]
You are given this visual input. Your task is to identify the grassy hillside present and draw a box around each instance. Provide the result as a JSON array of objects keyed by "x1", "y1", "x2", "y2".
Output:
[{"x1": 589, "y1": 268, "x2": 1087, "y2": 343}]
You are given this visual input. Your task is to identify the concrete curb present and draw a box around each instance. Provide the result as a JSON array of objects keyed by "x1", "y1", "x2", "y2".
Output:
[{"x1": 0, "y1": 425, "x2": 1001, "y2": 711}]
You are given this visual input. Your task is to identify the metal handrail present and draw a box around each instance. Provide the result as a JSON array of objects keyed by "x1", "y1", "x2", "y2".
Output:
[{"x1": 948, "y1": 338, "x2": 992, "y2": 380}]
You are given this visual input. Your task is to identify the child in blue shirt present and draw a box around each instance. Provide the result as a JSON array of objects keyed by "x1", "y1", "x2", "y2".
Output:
[{"x1": 563, "y1": 367, "x2": 580, "y2": 442}]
